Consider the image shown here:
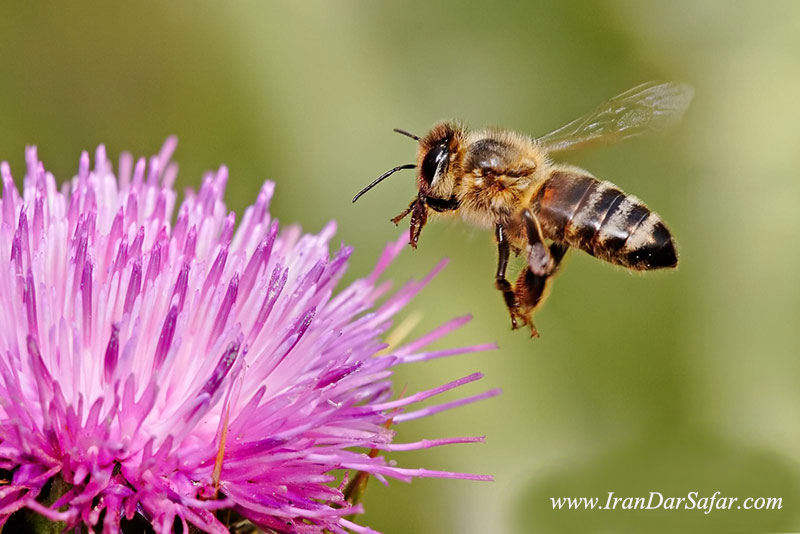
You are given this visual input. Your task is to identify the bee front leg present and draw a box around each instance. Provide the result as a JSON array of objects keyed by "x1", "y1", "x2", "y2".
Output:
[
  {"x1": 392, "y1": 197, "x2": 428, "y2": 249},
  {"x1": 495, "y1": 223, "x2": 527, "y2": 330},
  {"x1": 408, "y1": 197, "x2": 428, "y2": 249},
  {"x1": 515, "y1": 242, "x2": 569, "y2": 337},
  {"x1": 390, "y1": 202, "x2": 414, "y2": 226}
]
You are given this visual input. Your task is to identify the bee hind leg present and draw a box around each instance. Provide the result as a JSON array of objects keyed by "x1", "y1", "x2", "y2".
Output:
[
  {"x1": 514, "y1": 242, "x2": 569, "y2": 338},
  {"x1": 522, "y1": 209, "x2": 556, "y2": 276}
]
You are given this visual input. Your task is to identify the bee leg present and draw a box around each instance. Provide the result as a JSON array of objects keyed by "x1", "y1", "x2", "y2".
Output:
[
  {"x1": 495, "y1": 223, "x2": 526, "y2": 330},
  {"x1": 522, "y1": 209, "x2": 555, "y2": 276},
  {"x1": 391, "y1": 204, "x2": 414, "y2": 225},
  {"x1": 391, "y1": 196, "x2": 419, "y2": 225},
  {"x1": 392, "y1": 197, "x2": 428, "y2": 249},
  {"x1": 408, "y1": 197, "x2": 428, "y2": 249},
  {"x1": 515, "y1": 242, "x2": 569, "y2": 337}
]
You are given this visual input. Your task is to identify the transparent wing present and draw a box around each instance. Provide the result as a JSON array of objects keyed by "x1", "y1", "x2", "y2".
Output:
[{"x1": 537, "y1": 81, "x2": 694, "y2": 154}]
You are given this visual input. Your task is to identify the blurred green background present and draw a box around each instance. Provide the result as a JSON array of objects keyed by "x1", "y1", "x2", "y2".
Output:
[{"x1": 1, "y1": 1, "x2": 799, "y2": 532}]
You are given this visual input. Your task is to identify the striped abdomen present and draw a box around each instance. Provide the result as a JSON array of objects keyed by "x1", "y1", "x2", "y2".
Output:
[{"x1": 531, "y1": 170, "x2": 677, "y2": 270}]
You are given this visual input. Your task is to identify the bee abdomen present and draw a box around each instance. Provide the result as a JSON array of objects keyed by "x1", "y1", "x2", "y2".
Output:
[{"x1": 532, "y1": 170, "x2": 677, "y2": 270}]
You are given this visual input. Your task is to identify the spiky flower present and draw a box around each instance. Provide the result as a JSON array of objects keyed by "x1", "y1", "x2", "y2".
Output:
[{"x1": 0, "y1": 138, "x2": 498, "y2": 533}]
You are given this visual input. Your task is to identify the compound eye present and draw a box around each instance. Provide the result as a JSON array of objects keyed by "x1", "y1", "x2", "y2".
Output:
[{"x1": 421, "y1": 142, "x2": 449, "y2": 185}]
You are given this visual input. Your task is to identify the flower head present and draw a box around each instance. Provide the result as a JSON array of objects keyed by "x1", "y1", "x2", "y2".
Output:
[{"x1": 0, "y1": 139, "x2": 498, "y2": 533}]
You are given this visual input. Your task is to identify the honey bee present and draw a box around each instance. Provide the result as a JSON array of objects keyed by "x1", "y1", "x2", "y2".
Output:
[{"x1": 352, "y1": 81, "x2": 694, "y2": 337}]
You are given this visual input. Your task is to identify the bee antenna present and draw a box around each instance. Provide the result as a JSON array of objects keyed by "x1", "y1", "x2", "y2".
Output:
[
  {"x1": 393, "y1": 128, "x2": 420, "y2": 141},
  {"x1": 352, "y1": 164, "x2": 416, "y2": 203}
]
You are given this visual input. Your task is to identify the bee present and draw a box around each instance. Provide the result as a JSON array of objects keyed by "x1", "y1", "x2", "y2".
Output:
[{"x1": 352, "y1": 81, "x2": 694, "y2": 337}]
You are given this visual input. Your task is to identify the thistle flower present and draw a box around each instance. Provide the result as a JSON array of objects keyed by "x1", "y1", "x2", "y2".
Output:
[{"x1": 0, "y1": 138, "x2": 499, "y2": 533}]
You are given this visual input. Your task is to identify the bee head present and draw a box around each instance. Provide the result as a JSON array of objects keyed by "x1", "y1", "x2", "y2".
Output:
[
  {"x1": 351, "y1": 121, "x2": 463, "y2": 205},
  {"x1": 351, "y1": 122, "x2": 463, "y2": 249},
  {"x1": 416, "y1": 121, "x2": 461, "y2": 200}
]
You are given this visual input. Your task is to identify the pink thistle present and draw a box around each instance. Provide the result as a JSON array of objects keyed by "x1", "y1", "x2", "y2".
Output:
[{"x1": 0, "y1": 138, "x2": 499, "y2": 533}]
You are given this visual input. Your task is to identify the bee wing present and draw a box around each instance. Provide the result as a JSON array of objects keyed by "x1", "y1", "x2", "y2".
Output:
[{"x1": 536, "y1": 81, "x2": 694, "y2": 154}]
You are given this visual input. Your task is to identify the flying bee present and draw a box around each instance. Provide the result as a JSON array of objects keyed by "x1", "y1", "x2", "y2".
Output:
[{"x1": 352, "y1": 81, "x2": 694, "y2": 337}]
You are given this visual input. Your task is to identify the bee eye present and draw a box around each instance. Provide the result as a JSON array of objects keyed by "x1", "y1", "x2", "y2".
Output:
[{"x1": 421, "y1": 142, "x2": 449, "y2": 185}]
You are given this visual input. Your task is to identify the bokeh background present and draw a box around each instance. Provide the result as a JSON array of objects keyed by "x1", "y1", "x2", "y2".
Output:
[{"x1": 1, "y1": 1, "x2": 799, "y2": 532}]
